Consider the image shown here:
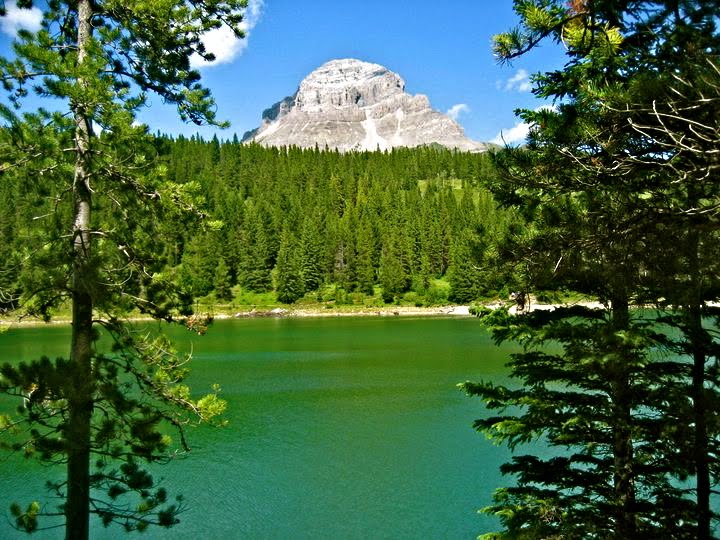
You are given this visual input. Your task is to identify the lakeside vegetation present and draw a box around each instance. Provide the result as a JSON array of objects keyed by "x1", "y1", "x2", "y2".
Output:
[
  {"x1": 460, "y1": 2, "x2": 720, "y2": 539},
  {"x1": 0, "y1": 1, "x2": 718, "y2": 539},
  {"x1": 163, "y1": 140, "x2": 529, "y2": 308},
  {"x1": 0, "y1": 140, "x2": 529, "y2": 317}
]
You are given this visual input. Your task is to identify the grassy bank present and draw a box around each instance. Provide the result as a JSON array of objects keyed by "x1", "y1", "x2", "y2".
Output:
[{"x1": 0, "y1": 281, "x2": 596, "y2": 327}]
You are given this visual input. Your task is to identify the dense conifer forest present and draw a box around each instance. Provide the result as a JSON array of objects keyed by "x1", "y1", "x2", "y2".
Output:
[
  {"x1": 1, "y1": 1, "x2": 717, "y2": 537},
  {"x1": 1, "y1": 137, "x2": 523, "y2": 314}
]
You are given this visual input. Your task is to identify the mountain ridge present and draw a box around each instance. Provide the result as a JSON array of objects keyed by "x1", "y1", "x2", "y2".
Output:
[{"x1": 242, "y1": 59, "x2": 487, "y2": 152}]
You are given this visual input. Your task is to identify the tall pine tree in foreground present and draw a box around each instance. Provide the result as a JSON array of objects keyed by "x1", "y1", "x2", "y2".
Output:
[
  {"x1": 462, "y1": 1, "x2": 720, "y2": 538},
  {"x1": 0, "y1": 1, "x2": 249, "y2": 537}
]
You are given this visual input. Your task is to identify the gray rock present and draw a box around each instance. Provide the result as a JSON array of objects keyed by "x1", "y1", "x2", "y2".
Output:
[{"x1": 242, "y1": 59, "x2": 487, "y2": 152}]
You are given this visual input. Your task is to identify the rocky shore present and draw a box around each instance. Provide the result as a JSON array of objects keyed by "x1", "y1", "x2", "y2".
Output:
[{"x1": 229, "y1": 305, "x2": 472, "y2": 319}]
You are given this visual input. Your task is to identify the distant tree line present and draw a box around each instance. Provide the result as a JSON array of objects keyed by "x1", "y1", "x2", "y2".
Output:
[{"x1": 101, "y1": 139, "x2": 522, "y2": 306}]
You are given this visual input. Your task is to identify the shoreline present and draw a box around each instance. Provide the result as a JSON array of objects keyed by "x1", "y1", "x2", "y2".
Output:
[
  {"x1": 234, "y1": 304, "x2": 473, "y2": 319},
  {"x1": 0, "y1": 305, "x2": 475, "y2": 328},
  {"x1": 0, "y1": 300, "x2": 613, "y2": 328}
]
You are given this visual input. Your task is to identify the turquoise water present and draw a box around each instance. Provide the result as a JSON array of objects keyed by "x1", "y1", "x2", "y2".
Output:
[{"x1": 0, "y1": 317, "x2": 515, "y2": 539}]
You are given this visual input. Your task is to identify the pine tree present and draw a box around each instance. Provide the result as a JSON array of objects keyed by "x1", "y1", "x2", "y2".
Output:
[
  {"x1": 238, "y1": 202, "x2": 273, "y2": 292},
  {"x1": 355, "y1": 218, "x2": 376, "y2": 296},
  {"x1": 463, "y1": 304, "x2": 696, "y2": 538},
  {"x1": 447, "y1": 231, "x2": 480, "y2": 304},
  {"x1": 464, "y1": 2, "x2": 720, "y2": 538},
  {"x1": 0, "y1": 2, "x2": 246, "y2": 536},
  {"x1": 0, "y1": 177, "x2": 21, "y2": 312},
  {"x1": 180, "y1": 231, "x2": 220, "y2": 298},
  {"x1": 299, "y1": 215, "x2": 324, "y2": 292},
  {"x1": 275, "y1": 229, "x2": 305, "y2": 304},
  {"x1": 378, "y1": 233, "x2": 409, "y2": 304},
  {"x1": 335, "y1": 212, "x2": 358, "y2": 291},
  {"x1": 214, "y1": 257, "x2": 234, "y2": 302}
]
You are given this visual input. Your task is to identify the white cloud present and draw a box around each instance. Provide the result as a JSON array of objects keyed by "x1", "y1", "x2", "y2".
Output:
[
  {"x1": 191, "y1": 0, "x2": 264, "y2": 69},
  {"x1": 0, "y1": 1, "x2": 43, "y2": 37},
  {"x1": 446, "y1": 103, "x2": 469, "y2": 122},
  {"x1": 503, "y1": 69, "x2": 533, "y2": 93},
  {"x1": 491, "y1": 105, "x2": 558, "y2": 146},
  {"x1": 491, "y1": 122, "x2": 531, "y2": 146},
  {"x1": 193, "y1": 25, "x2": 247, "y2": 66}
]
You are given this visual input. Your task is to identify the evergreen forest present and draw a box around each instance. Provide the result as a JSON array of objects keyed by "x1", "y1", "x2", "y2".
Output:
[
  {"x1": 1, "y1": 138, "x2": 524, "y2": 313},
  {"x1": 0, "y1": 1, "x2": 719, "y2": 539}
]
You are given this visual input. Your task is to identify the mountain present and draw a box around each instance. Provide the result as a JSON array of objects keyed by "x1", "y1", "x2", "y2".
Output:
[{"x1": 242, "y1": 59, "x2": 488, "y2": 152}]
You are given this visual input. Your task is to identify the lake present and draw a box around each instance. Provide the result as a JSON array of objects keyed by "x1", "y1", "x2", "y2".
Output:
[{"x1": 0, "y1": 316, "x2": 516, "y2": 539}]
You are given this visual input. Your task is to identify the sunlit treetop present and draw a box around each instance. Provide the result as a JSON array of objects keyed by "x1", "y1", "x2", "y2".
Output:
[
  {"x1": 0, "y1": 0, "x2": 249, "y2": 126},
  {"x1": 493, "y1": 0, "x2": 718, "y2": 65},
  {"x1": 493, "y1": 0, "x2": 718, "y2": 104}
]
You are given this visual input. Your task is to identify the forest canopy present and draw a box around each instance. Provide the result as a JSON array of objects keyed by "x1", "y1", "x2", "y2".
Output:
[{"x1": 1, "y1": 139, "x2": 524, "y2": 313}]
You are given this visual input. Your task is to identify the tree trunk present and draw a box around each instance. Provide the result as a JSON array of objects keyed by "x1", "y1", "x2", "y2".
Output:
[
  {"x1": 686, "y1": 226, "x2": 710, "y2": 539},
  {"x1": 689, "y1": 305, "x2": 710, "y2": 540},
  {"x1": 66, "y1": 1, "x2": 94, "y2": 538},
  {"x1": 610, "y1": 294, "x2": 637, "y2": 539}
]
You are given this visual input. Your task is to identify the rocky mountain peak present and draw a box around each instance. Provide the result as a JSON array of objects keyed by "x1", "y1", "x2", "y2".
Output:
[
  {"x1": 242, "y1": 58, "x2": 487, "y2": 153},
  {"x1": 295, "y1": 59, "x2": 405, "y2": 112}
]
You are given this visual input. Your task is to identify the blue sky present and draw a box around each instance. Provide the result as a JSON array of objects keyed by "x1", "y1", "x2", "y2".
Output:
[{"x1": 0, "y1": 1, "x2": 568, "y2": 145}]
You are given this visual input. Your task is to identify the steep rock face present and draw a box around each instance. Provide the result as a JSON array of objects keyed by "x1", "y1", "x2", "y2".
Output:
[{"x1": 242, "y1": 59, "x2": 487, "y2": 152}]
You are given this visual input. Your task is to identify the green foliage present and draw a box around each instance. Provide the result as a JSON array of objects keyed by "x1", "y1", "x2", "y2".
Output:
[
  {"x1": 354, "y1": 219, "x2": 376, "y2": 296},
  {"x1": 464, "y1": 307, "x2": 699, "y2": 538},
  {"x1": 181, "y1": 232, "x2": 220, "y2": 298},
  {"x1": 10, "y1": 501, "x2": 41, "y2": 533},
  {"x1": 470, "y1": 1, "x2": 720, "y2": 538},
  {"x1": 378, "y1": 233, "x2": 410, "y2": 304},
  {"x1": 238, "y1": 200, "x2": 274, "y2": 293},
  {"x1": 213, "y1": 257, "x2": 234, "y2": 302},
  {"x1": 447, "y1": 230, "x2": 481, "y2": 303},
  {"x1": 275, "y1": 229, "x2": 305, "y2": 304},
  {"x1": 299, "y1": 216, "x2": 325, "y2": 292},
  {"x1": 1, "y1": 131, "x2": 528, "y2": 310},
  {"x1": 0, "y1": 0, "x2": 244, "y2": 535},
  {"x1": 0, "y1": 325, "x2": 227, "y2": 532},
  {"x1": 424, "y1": 279, "x2": 450, "y2": 306},
  {"x1": 133, "y1": 139, "x2": 522, "y2": 307}
]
